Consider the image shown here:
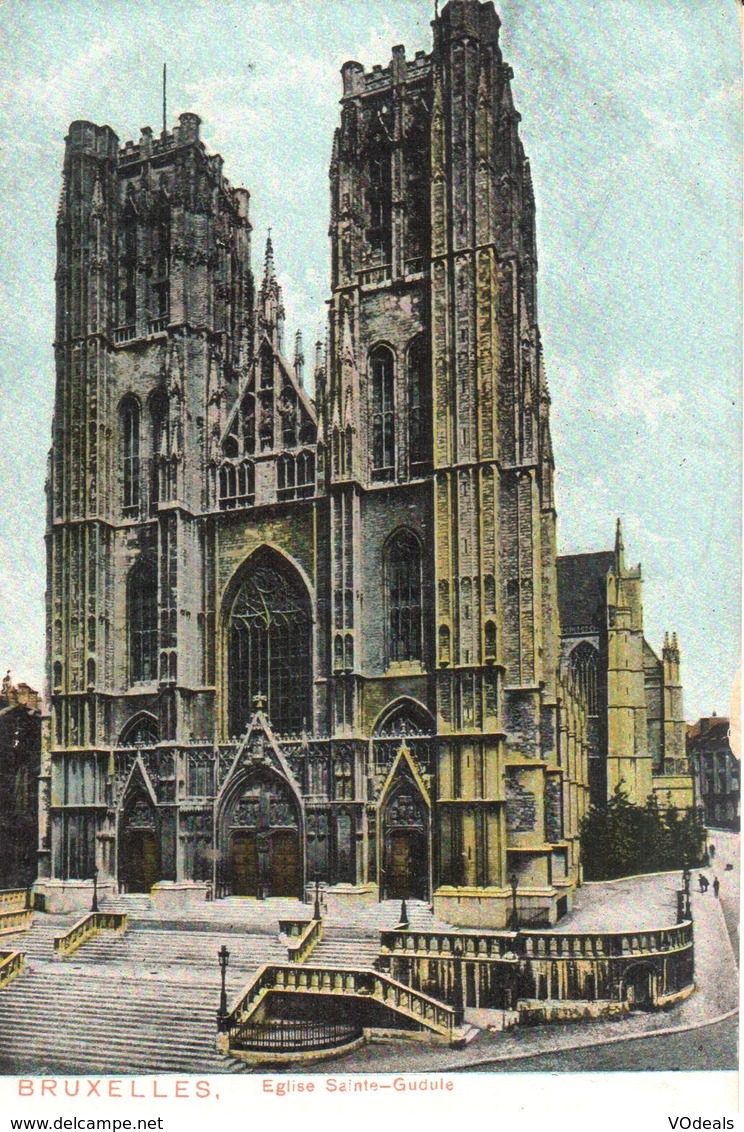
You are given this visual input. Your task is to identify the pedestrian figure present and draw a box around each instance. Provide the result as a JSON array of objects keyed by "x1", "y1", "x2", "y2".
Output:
[
  {"x1": 725, "y1": 863, "x2": 734, "y2": 872},
  {"x1": 709, "y1": 844, "x2": 716, "y2": 860},
  {"x1": 698, "y1": 874, "x2": 709, "y2": 893},
  {"x1": 713, "y1": 877, "x2": 720, "y2": 899}
]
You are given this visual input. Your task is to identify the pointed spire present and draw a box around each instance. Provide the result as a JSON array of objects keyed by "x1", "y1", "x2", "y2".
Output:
[
  {"x1": 614, "y1": 517, "x2": 625, "y2": 573},
  {"x1": 263, "y1": 229, "x2": 275, "y2": 285},
  {"x1": 294, "y1": 329, "x2": 305, "y2": 388}
]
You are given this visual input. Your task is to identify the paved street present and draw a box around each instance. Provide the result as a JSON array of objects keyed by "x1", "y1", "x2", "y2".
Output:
[
  {"x1": 705, "y1": 827, "x2": 739, "y2": 955},
  {"x1": 454, "y1": 1016, "x2": 738, "y2": 1073}
]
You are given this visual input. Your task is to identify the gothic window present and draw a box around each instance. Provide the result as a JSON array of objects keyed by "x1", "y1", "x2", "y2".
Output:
[
  {"x1": 371, "y1": 345, "x2": 395, "y2": 481},
  {"x1": 569, "y1": 641, "x2": 599, "y2": 716},
  {"x1": 407, "y1": 335, "x2": 432, "y2": 473},
  {"x1": 219, "y1": 461, "x2": 254, "y2": 510},
  {"x1": 128, "y1": 561, "x2": 158, "y2": 684},
  {"x1": 118, "y1": 713, "x2": 159, "y2": 747},
  {"x1": 296, "y1": 450, "x2": 315, "y2": 498},
  {"x1": 334, "y1": 757, "x2": 353, "y2": 801},
  {"x1": 121, "y1": 205, "x2": 137, "y2": 328},
  {"x1": 62, "y1": 811, "x2": 96, "y2": 880},
  {"x1": 367, "y1": 133, "x2": 392, "y2": 263},
  {"x1": 121, "y1": 397, "x2": 140, "y2": 513},
  {"x1": 375, "y1": 699, "x2": 434, "y2": 737},
  {"x1": 278, "y1": 453, "x2": 296, "y2": 499},
  {"x1": 280, "y1": 386, "x2": 298, "y2": 448},
  {"x1": 228, "y1": 551, "x2": 312, "y2": 737},
  {"x1": 385, "y1": 529, "x2": 422, "y2": 663},
  {"x1": 242, "y1": 393, "x2": 256, "y2": 455},
  {"x1": 149, "y1": 389, "x2": 168, "y2": 508},
  {"x1": 404, "y1": 108, "x2": 431, "y2": 265},
  {"x1": 151, "y1": 197, "x2": 170, "y2": 322}
]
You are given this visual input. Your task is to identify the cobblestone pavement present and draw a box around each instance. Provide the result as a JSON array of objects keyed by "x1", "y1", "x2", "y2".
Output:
[{"x1": 291, "y1": 863, "x2": 739, "y2": 1075}]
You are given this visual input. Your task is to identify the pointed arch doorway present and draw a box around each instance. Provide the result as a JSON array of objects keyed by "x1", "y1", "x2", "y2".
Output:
[
  {"x1": 380, "y1": 760, "x2": 430, "y2": 901},
  {"x1": 119, "y1": 789, "x2": 161, "y2": 894},
  {"x1": 219, "y1": 768, "x2": 303, "y2": 898}
]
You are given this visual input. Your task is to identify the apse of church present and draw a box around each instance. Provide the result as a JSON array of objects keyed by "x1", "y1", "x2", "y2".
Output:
[{"x1": 40, "y1": 0, "x2": 591, "y2": 927}]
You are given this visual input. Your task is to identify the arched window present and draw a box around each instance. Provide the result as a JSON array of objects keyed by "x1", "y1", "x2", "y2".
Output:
[
  {"x1": 385, "y1": 530, "x2": 422, "y2": 663},
  {"x1": 569, "y1": 641, "x2": 599, "y2": 715},
  {"x1": 228, "y1": 551, "x2": 312, "y2": 737},
  {"x1": 149, "y1": 389, "x2": 168, "y2": 508},
  {"x1": 407, "y1": 335, "x2": 431, "y2": 473},
  {"x1": 151, "y1": 197, "x2": 170, "y2": 323},
  {"x1": 128, "y1": 561, "x2": 158, "y2": 684},
  {"x1": 121, "y1": 206, "x2": 137, "y2": 328},
  {"x1": 367, "y1": 137, "x2": 392, "y2": 263},
  {"x1": 371, "y1": 346, "x2": 395, "y2": 481},
  {"x1": 277, "y1": 453, "x2": 296, "y2": 499},
  {"x1": 118, "y1": 713, "x2": 159, "y2": 747},
  {"x1": 120, "y1": 397, "x2": 140, "y2": 513}
]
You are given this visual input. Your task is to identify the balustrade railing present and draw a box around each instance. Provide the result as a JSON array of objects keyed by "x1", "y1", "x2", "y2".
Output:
[
  {"x1": 230, "y1": 1018, "x2": 362, "y2": 1054},
  {"x1": 0, "y1": 909, "x2": 34, "y2": 937},
  {"x1": 54, "y1": 912, "x2": 127, "y2": 958},
  {"x1": 0, "y1": 889, "x2": 29, "y2": 912},
  {"x1": 358, "y1": 265, "x2": 391, "y2": 287},
  {"x1": 222, "y1": 963, "x2": 456, "y2": 1039},
  {"x1": 0, "y1": 950, "x2": 24, "y2": 989},
  {"x1": 113, "y1": 325, "x2": 136, "y2": 344},
  {"x1": 279, "y1": 919, "x2": 323, "y2": 963},
  {"x1": 379, "y1": 929, "x2": 518, "y2": 962},
  {"x1": 380, "y1": 921, "x2": 693, "y2": 964},
  {"x1": 148, "y1": 316, "x2": 169, "y2": 334}
]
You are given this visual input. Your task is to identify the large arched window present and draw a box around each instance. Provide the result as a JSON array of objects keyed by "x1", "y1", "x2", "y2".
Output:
[
  {"x1": 407, "y1": 335, "x2": 431, "y2": 473},
  {"x1": 367, "y1": 136, "x2": 392, "y2": 263},
  {"x1": 151, "y1": 196, "x2": 170, "y2": 323},
  {"x1": 569, "y1": 641, "x2": 599, "y2": 715},
  {"x1": 121, "y1": 397, "x2": 140, "y2": 513},
  {"x1": 385, "y1": 530, "x2": 422, "y2": 663},
  {"x1": 371, "y1": 346, "x2": 395, "y2": 481},
  {"x1": 228, "y1": 551, "x2": 312, "y2": 737},
  {"x1": 128, "y1": 562, "x2": 158, "y2": 684},
  {"x1": 121, "y1": 205, "x2": 137, "y2": 328}
]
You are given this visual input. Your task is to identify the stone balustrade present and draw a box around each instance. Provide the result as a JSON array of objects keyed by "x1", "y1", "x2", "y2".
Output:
[
  {"x1": 0, "y1": 950, "x2": 25, "y2": 989},
  {"x1": 54, "y1": 912, "x2": 128, "y2": 958},
  {"x1": 222, "y1": 962, "x2": 456, "y2": 1042},
  {"x1": 0, "y1": 889, "x2": 29, "y2": 913},
  {"x1": 0, "y1": 909, "x2": 34, "y2": 937},
  {"x1": 279, "y1": 919, "x2": 323, "y2": 964}
]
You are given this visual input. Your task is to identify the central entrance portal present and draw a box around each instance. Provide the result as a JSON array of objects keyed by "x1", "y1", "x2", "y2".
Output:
[{"x1": 220, "y1": 767, "x2": 304, "y2": 898}]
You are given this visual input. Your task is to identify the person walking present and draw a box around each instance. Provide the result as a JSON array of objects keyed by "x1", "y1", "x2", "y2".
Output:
[
  {"x1": 698, "y1": 874, "x2": 709, "y2": 893},
  {"x1": 713, "y1": 877, "x2": 720, "y2": 899}
]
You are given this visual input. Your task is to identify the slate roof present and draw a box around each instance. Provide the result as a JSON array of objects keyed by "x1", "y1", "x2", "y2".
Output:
[{"x1": 556, "y1": 551, "x2": 615, "y2": 635}]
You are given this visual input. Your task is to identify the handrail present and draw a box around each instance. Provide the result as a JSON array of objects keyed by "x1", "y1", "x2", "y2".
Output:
[
  {"x1": 0, "y1": 909, "x2": 34, "y2": 937},
  {"x1": 0, "y1": 950, "x2": 25, "y2": 989},
  {"x1": 0, "y1": 889, "x2": 29, "y2": 912},
  {"x1": 222, "y1": 963, "x2": 456, "y2": 1039},
  {"x1": 285, "y1": 919, "x2": 323, "y2": 964},
  {"x1": 54, "y1": 912, "x2": 127, "y2": 958}
]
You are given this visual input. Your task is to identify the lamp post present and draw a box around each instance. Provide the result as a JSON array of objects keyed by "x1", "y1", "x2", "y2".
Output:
[
  {"x1": 90, "y1": 865, "x2": 99, "y2": 914},
  {"x1": 509, "y1": 873, "x2": 519, "y2": 931},
  {"x1": 452, "y1": 938, "x2": 464, "y2": 1027},
  {"x1": 397, "y1": 892, "x2": 409, "y2": 930},
  {"x1": 313, "y1": 876, "x2": 322, "y2": 921},
  {"x1": 217, "y1": 944, "x2": 230, "y2": 1030},
  {"x1": 682, "y1": 864, "x2": 692, "y2": 920}
]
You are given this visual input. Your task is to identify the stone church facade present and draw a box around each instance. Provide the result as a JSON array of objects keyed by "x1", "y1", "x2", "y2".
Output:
[{"x1": 38, "y1": 0, "x2": 680, "y2": 928}]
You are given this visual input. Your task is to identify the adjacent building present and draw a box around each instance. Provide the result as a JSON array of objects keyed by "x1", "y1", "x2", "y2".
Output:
[
  {"x1": 0, "y1": 672, "x2": 42, "y2": 889},
  {"x1": 557, "y1": 522, "x2": 693, "y2": 810},
  {"x1": 688, "y1": 716, "x2": 740, "y2": 830}
]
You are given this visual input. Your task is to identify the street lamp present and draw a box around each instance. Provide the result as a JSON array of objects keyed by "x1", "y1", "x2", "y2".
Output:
[
  {"x1": 90, "y1": 865, "x2": 99, "y2": 914},
  {"x1": 452, "y1": 938, "x2": 464, "y2": 1027},
  {"x1": 509, "y1": 873, "x2": 519, "y2": 931},
  {"x1": 313, "y1": 875, "x2": 322, "y2": 921},
  {"x1": 397, "y1": 893, "x2": 409, "y2": 930},
  {"x1": 217, "y1": 944, "x2": 230, "y2": 1030}
]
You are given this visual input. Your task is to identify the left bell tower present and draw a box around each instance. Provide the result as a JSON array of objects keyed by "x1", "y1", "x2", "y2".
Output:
[{"x1": 43, "y1": 116, "x2": 254, "y2": 905}]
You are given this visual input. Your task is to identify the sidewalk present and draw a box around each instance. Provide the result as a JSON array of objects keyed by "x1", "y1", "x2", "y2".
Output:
[{"x1": 308, "y1": 872, "x2": 739, "y2": 1073}]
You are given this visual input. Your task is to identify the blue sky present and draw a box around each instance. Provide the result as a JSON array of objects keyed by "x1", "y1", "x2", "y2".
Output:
[{"x1": 0, "y1": 0, "x2": 740, "y2": 721}]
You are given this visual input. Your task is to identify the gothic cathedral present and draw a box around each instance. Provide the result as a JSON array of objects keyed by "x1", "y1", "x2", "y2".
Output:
[{"x1": 42, "y1": 0, "x2": 660, "y2": 928}]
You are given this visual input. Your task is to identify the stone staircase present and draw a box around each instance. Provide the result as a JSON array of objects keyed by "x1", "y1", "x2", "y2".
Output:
[{"x1": 0, "y1": 897, "x2": 476, "y2": 1072}]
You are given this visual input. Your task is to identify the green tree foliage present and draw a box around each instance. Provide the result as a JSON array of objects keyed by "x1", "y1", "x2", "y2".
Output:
[{"x1": 580, "y1": 785, "x2": 707, "y2": 880}]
